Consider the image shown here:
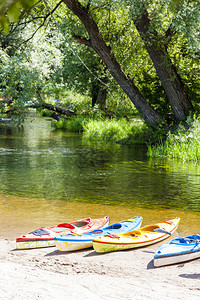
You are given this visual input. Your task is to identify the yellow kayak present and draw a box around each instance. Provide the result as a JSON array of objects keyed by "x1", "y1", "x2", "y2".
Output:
[{"x1": 93, "y1": 217, "x2": 180, "y2": 253}]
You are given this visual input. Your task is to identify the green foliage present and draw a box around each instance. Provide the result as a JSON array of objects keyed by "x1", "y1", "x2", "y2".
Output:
[
  {"x1": 127, "y1": 0, "x2": 200, "y2": 55},
  {"x1": 54, "y1": 14, "x2": 111, "y2": 98},
  {"x1": 0, "y1": 0, "x2": 200, "y2": 128},
  {"x1": 0, "y1": 0, "x2": 37, "y2": 33},
  {"x1": 0, "y1": 48, "x2": 41, "y2": 120},
  {"x1": 83, "y1": 118, "x2": 146, "y2": 143},
  {"x1": 0, "y1": 25, "x2": 66, "y2": 119},
  {"x1": 52, "y1": 115, "x2": 89, "y2": 132},
  {"x1": 148, "y1": 117, "x2": 200, "y2": 162}
]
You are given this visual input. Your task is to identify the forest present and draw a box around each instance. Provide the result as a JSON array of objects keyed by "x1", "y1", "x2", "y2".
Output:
[{"x1": 0, "y1": 0, "x2": 200, "y2": 160}]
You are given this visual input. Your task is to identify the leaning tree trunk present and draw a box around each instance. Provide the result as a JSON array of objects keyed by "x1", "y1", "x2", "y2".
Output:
[
  {"x1": 62, "y1": 0, "x2": 161, "y2": 128},
  {"x1": 134, "y1": 12, "x2": 193, "y2": 121}
]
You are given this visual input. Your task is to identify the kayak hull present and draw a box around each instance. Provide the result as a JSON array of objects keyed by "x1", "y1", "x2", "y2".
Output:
[
  {"x1": 55, "y1": 216, "x2": 143, "y2": 252},
  {"x1": 16, "y1": 216, "x2": 109, "y2": 249},
  {"x1": 93, "y1": 217, "x2": 180, "y2": 253},
  {"x1": 154, "y1": 234, "x2": 200, "y2": 267},
  {"x1": 55, "y1": 240, "x2": 93, "y2": 252},
  {"x1": 16, "y1": 239, "x2": 56, "y2": 249}
]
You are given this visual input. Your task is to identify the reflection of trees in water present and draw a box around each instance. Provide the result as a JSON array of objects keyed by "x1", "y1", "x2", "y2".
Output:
[{"x1": 0, "y1": 117, "x2": 200, "y2": 211}]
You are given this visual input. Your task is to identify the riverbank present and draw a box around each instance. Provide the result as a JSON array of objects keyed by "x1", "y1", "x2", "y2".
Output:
[{"x1": 0, "y1": 239, "x2": 199, "y2": 300}]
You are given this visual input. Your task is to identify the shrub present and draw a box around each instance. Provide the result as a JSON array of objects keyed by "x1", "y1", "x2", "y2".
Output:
[{"x1": 147, "y1": 117, "x2": 200, "y2": 162}]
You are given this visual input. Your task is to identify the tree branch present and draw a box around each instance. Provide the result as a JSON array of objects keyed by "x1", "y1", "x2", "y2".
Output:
[
  {"x1": 72, "y1": 35, "x2": 92, "y2": 47},
  {"x1": 27, "y1": 102, "x2": 76, "y2": 117},
  {"x1": 17, "y1": 0, "x2": 63, "y2": 47}
]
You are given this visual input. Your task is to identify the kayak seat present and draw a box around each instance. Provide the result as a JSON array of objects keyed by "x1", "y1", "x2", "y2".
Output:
[
  {"x1": 188, "y1": 234, "x2": 200, "y2": 241},
  {"x1": 123, "y1": 230, "x2": 141, "y2": 237},
  {"x1": 171, "y1": 238, "x2": 190, "y2": 244},
  {"x1": 178, "y1": 238, "x2": 190, "y2": 244},
  {"x1": 72, "y1": 221, "x2": 89, "y2": 227},
  {"x1": 142, "y1": 225, "x2": 160, "y2": 233},
  {"x1": 30, "y1": 228, "x2": 50, "y2": 236},
  {"x1": 171, "y1": 235, "x2": 200, "y2": 244},
  {"x1": 109, "y1": 224, "x2": 122, "y2": 230}
]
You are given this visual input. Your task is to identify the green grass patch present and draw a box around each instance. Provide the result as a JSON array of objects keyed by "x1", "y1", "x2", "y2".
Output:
[
  {"x1": 52, "y1": 115, "x2": 89, "y2": 132},
  {"x1": 52, "y1": 116, "x2": 147, "y2": 144},
  {"x1": 147, "y1": 117, "x2": 200, "y2": 162},
  {"x1": 82, "y1": 118, "x2": 146, "y2": 144}
]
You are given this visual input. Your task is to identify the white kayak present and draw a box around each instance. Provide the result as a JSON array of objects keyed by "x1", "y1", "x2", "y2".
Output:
[{"x1": 154, "y1": 234, "x2": 200, "y2": 267}]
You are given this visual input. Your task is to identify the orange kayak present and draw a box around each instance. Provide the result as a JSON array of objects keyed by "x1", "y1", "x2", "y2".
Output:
[{"x1": 16, "y1": 216, "x2": 109, "y2": 249}]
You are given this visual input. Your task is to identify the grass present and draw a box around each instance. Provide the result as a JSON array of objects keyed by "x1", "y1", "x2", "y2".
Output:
[
  {"x1": 82, "y1": 118, "x2": 146, "y2": 144},
  {"x1": 147, "y1": 117, "x2": 200, "y2": 162},
  {"x1": 52, "y1": 115, "x2": 147, "y2": 144},
  {"x1": 52, "y1": 116, "x2": 89, "y2": 132}
]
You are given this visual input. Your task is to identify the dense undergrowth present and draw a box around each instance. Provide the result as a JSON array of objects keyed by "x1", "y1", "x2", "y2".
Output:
[
  {"x1": 50, "y1": 92, "x2": 149, "y2": 144},
  {"x1": 147, "y1": 117, "x2": 200, "y2": 162}
]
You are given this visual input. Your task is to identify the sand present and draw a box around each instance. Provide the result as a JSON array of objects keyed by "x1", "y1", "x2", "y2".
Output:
[{"x1": 0, "y1": 239, "x2": 199, "y2": 300}]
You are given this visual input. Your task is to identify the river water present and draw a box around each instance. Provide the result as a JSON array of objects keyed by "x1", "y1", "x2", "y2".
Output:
[{"x1": 0, "y1": 115, "x2": 199, "y2": 239}]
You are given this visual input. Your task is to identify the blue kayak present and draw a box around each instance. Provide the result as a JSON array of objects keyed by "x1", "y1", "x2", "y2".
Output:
[
  {"x1": 154, "y1": 234, "x2": 200, "y2": 267},
  {"x1": 54, "y1": 216, "x2": 143, "y2": 251}
]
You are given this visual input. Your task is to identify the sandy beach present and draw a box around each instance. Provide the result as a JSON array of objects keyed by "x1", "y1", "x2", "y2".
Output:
[{"x1": 0, "y1": 239, "x2": 199, "y2": 300}]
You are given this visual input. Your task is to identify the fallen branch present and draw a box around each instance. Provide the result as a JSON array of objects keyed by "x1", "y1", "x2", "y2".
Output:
[{"x1": 27, "y1": 102, "x2": 76, "y2": 118}]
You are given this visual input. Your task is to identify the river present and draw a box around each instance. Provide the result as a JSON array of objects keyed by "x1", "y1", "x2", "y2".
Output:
[{"x1": 0, "y1": 115, "x2": 199, "y2": 239}]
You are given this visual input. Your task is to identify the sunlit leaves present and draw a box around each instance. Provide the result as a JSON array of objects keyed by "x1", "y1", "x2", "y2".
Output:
[
  {"x1": 125, "y1": 0, "x2": 200, "y2": 51},
  {"x1": 0, "y1": 24, "x2": 66, "y2": 120},
  {"x1": 0, "y1": 0, "x2": 37, "y2": 33}
]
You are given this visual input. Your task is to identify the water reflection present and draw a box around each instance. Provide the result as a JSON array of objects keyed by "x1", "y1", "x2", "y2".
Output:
[
  {"x1": 0, "y1": 116, "x2": 200, "y2": 212},
  {"x1": 0, "y1": 194, "x2": 199, "y2": 240},
  {"x1": 0, "y1": 115, "x2": 200, "y2": 238}
]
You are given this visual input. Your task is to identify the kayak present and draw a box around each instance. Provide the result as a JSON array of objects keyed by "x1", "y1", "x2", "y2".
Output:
[
  {"x1": 154, "y1": 234, "x2": 200, "y2": 267},
  {"x1": 93, "y1": 217, "x2": 180, "y2": 253},
  {"x1": 16, "y1": 216, "x2": 109, "y2": 249},
  {"x1": 54, "y1": 216, "x2": 143, "y2": 251}
]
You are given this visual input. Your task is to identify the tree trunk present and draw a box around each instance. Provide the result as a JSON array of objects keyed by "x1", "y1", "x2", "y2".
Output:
[
  {"x1": 97, "y1": 87, "x2": 107, "y2": 110},
  {"x1": 134, "y1": 12, "x2": 193, "y2": 121},
  {"x1": 92, "y1": 84, "x2": 107, "y2": 109},
  {"x1": 91, "y1": 83, "x2": 99, "y2": 107},
  {"x1": 62, "y1": 0, "x2": 161, "y2": 128}
]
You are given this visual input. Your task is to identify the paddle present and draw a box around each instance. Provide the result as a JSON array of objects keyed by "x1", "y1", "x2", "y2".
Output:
[
  {"x1": 154, "y1": 228, "x2": 199, "y2": 243},
  {"x1": 154, "y1": 228, "x2": 180, "y2": 238}
]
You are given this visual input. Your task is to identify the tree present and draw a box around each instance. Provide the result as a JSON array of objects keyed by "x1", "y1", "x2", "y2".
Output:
[
  {"x1": 0, "y1": 22, "x2": 75, "y2": 120},
  {"x1": 0, "y1": 0, "x2": 199, "y2": 127},
  {"x1": 127, "y1": 0, "x2": 195, "y2": 121},
  {"x1": 62, "y1": 0, "x2": 161, "y2": 127},
  {"x1": 57, "y1": 17, "x2": 110, "y2": 110}
]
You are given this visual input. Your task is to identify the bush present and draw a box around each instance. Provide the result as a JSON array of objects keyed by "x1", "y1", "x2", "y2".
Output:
[{"x1": 147, "y1": 117, "x2": 200, "y2": 162}]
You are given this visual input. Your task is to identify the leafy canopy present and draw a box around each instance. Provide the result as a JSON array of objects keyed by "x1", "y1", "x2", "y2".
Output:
[{"x1": 0, "y1": 0, "x2": 37, "y2": 33}]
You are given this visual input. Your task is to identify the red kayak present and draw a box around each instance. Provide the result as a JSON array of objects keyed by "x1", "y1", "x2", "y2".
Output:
[{"x1": 16, "y1": 216, "x2": 109, "y2": 249}]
